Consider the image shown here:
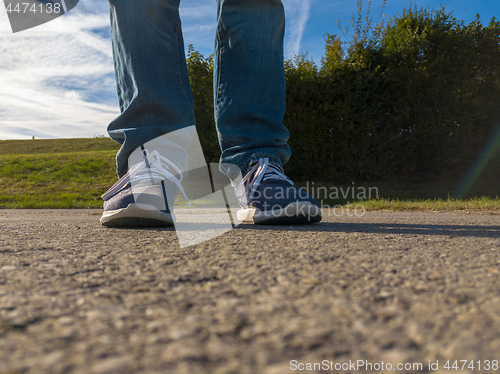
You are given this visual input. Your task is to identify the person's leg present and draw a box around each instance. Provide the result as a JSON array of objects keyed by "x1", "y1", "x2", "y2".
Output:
[
  {"x1": 107, "y1": 0, "x2": 195, "y2": 178},
  {"x1": 214, "y1": 0, "x2": 291, "y2": 181},
  {"x1": 215, "y1": 0, "x2": 321, "y2": 224},
  {"x1": 102, "y1": 0, "x2": 195, "y2": 227}
]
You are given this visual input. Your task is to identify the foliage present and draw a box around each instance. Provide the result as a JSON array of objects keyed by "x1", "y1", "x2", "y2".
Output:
[
  {"x1": 186, "y1": 3, "x2": 500, "y2": 185},
  {"x1": 377, "y1": 5, "x2": 500, "y2": 176},
  {"x1": 183, "y1": 3, "x2": 496, "y2": 186},
  {"x1": 338, "y1": 0, "x2": 388, "y2": 51},
  {"x1": 186, "y1": 45, "x2": 220, "y2": 163}
]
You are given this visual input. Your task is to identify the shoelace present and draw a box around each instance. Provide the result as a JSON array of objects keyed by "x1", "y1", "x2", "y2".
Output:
[
  {"x1": 102, "y1": 149, "x2": 191, "y2": 206},
  {"x1": 236, "y1": 157, "x2": 293, "y2": 204}
]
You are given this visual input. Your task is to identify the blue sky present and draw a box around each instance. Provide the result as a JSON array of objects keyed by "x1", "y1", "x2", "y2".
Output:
[{"x1": 0, "y1": 0, "x2": 499, "y2": 140}]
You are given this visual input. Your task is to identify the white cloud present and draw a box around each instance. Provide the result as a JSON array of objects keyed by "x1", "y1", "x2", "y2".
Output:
[
  {"x1": 0, "y1": 0, "x2": 315, "y2": 140},
  {"x1": 283, "y1": 0, "x2": 313, "y2": 58},
  {"x1": 179, "y1": 0, "x2": 216, "y2": 57},
  {"x1": 0, "y1": 0, "x2": 118, "y2": 140},
  {"x1": 179, "y1": 3, "x2": 215, "y2": 20}
]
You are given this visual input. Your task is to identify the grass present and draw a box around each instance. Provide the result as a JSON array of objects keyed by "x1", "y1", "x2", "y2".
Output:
[
  {"x1": 0, "y1": 138, "x2": 119, "y2": 208},
  {"x1": 0, "y1": 137, "x2": 119, "y2": 156},
  {"x1": 346, "y1": 196, "x2": 500, "y2": 212},
  {"x1": 1, "y1": 138, "x2": 500, "y2": 211},
  {"x1": 0, "y1": 152, "x2": 118, "y2": 208}
]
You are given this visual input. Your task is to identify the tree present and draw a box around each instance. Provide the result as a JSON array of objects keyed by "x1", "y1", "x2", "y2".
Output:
[{"x1": 186, "y1": 45, "x2": 219, "y2": 163}]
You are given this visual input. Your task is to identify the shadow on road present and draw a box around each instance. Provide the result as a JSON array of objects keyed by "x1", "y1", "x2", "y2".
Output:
[
  {"x1": 236, "y1": 222, "x2": 500, "y2": 238},
  {"x1": 107, "y1": 219, "x2": 500, "y2": 239}
]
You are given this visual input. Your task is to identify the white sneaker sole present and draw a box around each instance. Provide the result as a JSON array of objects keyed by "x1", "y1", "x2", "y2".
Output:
[
  {"x1": 237, "y1": 201, "x2": 322, "y2": 225},
  {"x1": 100, "y1": 203, "x2": 174, "y2": 227}
]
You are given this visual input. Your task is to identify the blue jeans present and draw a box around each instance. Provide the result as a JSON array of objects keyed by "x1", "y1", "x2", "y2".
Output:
[{"x1": 107, "y1": 0, "x2": 291, "y2": 180}]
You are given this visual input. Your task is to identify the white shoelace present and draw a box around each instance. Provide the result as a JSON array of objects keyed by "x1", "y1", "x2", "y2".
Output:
[
  {"x1": 102, "y1": 149, "x2": 191, "y2": 206},
  {"x1": 236, "y1": 157, "x2": 293, "y2": 204}
]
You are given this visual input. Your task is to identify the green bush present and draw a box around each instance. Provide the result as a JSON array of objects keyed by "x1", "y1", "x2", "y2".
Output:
[{"x1": 186, "y1": 4, "x2": 500, "y2": 183}]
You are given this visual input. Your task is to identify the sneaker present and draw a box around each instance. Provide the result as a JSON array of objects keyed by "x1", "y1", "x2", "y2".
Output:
[
  {"x1": 100, "y1": 149, "x2": 190, "y2": 227},
  {"x1": 235, "y1": 158, "x2": 322, "y2": 225}
]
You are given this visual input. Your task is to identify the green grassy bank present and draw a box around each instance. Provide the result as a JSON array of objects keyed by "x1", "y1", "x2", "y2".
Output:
[
  {"x1": 0, "y1": 138, "x2": 119, "y2": 208},
  {"x1": 1, "y1": 138, "x2": 500, "y2": 211}
]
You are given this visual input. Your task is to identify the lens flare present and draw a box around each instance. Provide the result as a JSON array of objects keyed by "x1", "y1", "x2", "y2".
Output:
[{"x1": 455, "y1": 125, "x2": 500, "y2": 199}]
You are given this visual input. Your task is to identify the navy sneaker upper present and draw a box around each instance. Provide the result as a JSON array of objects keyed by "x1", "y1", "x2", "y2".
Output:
[
  {"x1": 248, "y1": 179, "x2": 320, "y2": 212},
  {"x1": 236, "y1": 158, "x2": 320, "y2": 212}
]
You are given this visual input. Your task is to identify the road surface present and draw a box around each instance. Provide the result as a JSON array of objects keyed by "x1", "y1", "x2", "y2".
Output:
[{"x1": 1, "y1": 209, "x2": 500, "y2": 373}]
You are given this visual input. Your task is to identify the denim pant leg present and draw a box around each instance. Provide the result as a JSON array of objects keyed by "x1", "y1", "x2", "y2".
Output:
[
  {"x1": 215, "y1": 0, "x2": 292, "y2": 180},
  {"x1": 107, "y1": 0, "x2": 195, "y2": 178}
]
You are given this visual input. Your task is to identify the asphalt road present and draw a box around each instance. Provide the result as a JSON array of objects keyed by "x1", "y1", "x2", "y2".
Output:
[{"x1": 1, "y1": 209, "x2": 500, "y2": 374}]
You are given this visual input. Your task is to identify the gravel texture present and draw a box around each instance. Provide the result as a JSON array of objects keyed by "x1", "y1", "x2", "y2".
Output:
[{"x1": 1, "y1": 209, "x2": 500, "y2": 374}]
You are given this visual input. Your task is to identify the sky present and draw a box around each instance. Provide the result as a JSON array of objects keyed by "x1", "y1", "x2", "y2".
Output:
[{"x1": 0, "y1": 0, "x2": 499, "y2": 140}]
